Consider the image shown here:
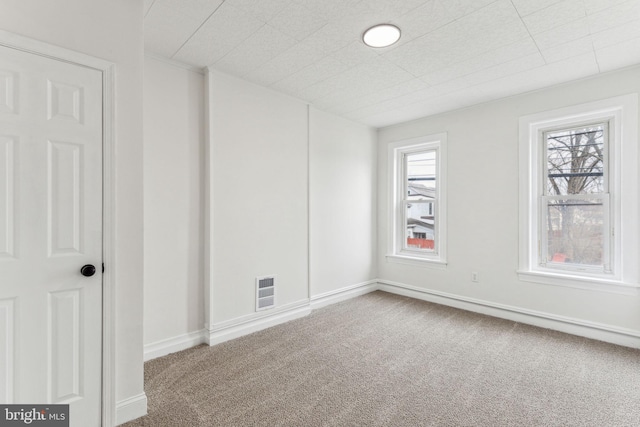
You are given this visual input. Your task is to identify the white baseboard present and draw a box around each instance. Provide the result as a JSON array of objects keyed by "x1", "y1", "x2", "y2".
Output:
[
  {"x1": 142, "y1": 278, "x2": 640, "y2": 368},
  {"x1": 206, "y1": 300, "x2": 312, "y2": 346},
  {"x1": 143, "y1": 281, "x2": 379, "y2": 362},
  {"x1": 310, "y1": 280, "x2": 378, "y2": 310},
  {"x1": 115, "y1": 392, "x2": 147, "y2": 426},
  {"x1": 378, "y1": 280, "x2": 640, "y2": 349},
  {"x1": 144, "y1": 329, "x2": 207, "y2": 362}
]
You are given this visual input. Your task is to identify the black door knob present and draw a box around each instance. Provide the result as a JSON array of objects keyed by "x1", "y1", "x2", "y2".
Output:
[{"x1": 80, "y1": 264, "x2": 96, "y2": 277}]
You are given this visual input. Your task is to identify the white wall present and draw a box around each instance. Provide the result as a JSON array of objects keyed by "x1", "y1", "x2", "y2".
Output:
[
  {"x1": 143, "y1": 57, "x2": 205, "y2": 346},
  {"x1": 378, "y1": 66, "x2": 640, "y2": 334},
  {"x1": 143, "y1": 66, "x2": 378, "y2": 351},
  {"x1": 0, "y1": 0, "x2": 146, "y2": 423},
  {"x1": 208, "y1": 71, "x2": 310, "y2": 324},
  {"x1": 309, "y1": 108, "x2": 378, "y2": 297},
  {"x1": 196, "y1": 71, "x2": 381, "y2": 336}
]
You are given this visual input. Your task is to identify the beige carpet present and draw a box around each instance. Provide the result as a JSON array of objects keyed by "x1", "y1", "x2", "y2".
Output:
[{"x1": 124, "y1": 291, "x2": 640, "y2": 426}]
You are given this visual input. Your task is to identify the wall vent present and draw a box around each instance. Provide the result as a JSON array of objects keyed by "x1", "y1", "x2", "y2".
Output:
[{"x1": 256, "y1": 276, "x2": 275, "y2": 311}]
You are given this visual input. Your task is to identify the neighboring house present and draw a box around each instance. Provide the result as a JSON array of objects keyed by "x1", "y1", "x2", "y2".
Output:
[{"x1": 407, "y1": 183, "x2": 435, "y2": 247}]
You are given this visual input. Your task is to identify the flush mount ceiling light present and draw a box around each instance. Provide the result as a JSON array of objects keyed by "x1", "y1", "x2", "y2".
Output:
[{"x1": 362, "y1": 24, "x2": 401, "y2": 48}]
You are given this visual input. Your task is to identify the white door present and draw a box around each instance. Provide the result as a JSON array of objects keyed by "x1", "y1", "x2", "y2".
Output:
[{"x1": 0, "y1": 43, "x2": 103, "y2": 426}]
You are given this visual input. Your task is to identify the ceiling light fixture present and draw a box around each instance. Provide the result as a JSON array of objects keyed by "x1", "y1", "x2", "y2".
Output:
[{"x1": 362, "y1": 24, "x2": 401, "y2": 48}]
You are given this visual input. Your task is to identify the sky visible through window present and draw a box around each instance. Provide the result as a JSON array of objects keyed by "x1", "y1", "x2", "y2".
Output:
[{"x1": 407, "y1": 151, "x2": 436, "y2": 192}]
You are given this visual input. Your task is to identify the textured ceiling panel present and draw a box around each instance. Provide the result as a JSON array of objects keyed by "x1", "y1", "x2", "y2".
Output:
[
  {"x1": 583, "y1": 0, "x2": 630, "y2": 14},
  {"x1": 225, "y1": 0, "x2": 293, "y2": 22},
  {"x1": 172, "y1": 2, "x2": 263, "y2": 65},
  {"x1": 461, "y1": 53, "x2": 546, "y2": 87},
  {"x1": 144, "y1": 0, "x2": 155, "y2": 16},
  {"x1": 249, "y1": 43, "x2": 328, "y2": 87},
  {"x1": 491, "y1": 51, "x2": 600, "y2": 93},
  {"x1": 540, "y1": 36, "x2": 594, "y2": 63},
  {"x1": 440, "y1": 0, "x2": 501, "y2": 18},
  {"x1": 268, "y1": 2, "x2": 329, "y2": 40},
  {"x1": 510, "y1": 0, "x2": 565, "y2": 17},
  {"x1": 271, "y1": 55, "x2": 350, "y2": 94},
  {"x1": 144, "y1": 0, "x2": 225, "y2": 58},
  {"x1": 330, "y1": 40, "x2": 382, "y2": 67},
  {"x1": 159, "y1": 0, "x2": 224, "y2": 20},
  {"x1": 301, "y1": 23, "x2": 361, "y2": 55},
  {"x1": 214, "y1": 25, "x2": 297, "y2": 76},
  {"x1": 145, "y1": 0, "x2": 640, "y2": 128},
  {"x1": 460, "y1": 0, "x2": 530, "y2": 53},
  {"x1": 596, "y1": 37, "x2": 640, "y2": 72},
  {"x1": 351, "y1": 0, "x2": 428, "y2": 21},
  {"x1": 588, "y1": 0, "x2": 640, "y2": 33},
  {"x1": 396, "y1": 1, "x2": 455, "y2": 42},
  {"x1": 522, "y1": 0, "x2": 585, "y2": 35},
  {"x1": 332, "y1": 78, "x2": 430, "y2": 115},
  {"x1": 592, "y1": 19, "x2": 640, "y2": 49},
  {"x1": 381, "y1": 22, "x2": 469, "y2": 77},
  {"x1": 532, "y1": 17, "x2": 590, "y2": 50},
  {"x1": 420, "y1": 37, "x2": 539, "y2": 86}
]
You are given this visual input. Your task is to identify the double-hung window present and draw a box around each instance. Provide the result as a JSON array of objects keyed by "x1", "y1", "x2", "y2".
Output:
[
  {"x1": 388, "y1": 133, "x2": 447, "y2": 266},
  {"x1": 519, "y1": 95, "x2": 638, "y2": 292},
  {"x1": 541, "y1": 123, "x2": 610, "y2": 271}
]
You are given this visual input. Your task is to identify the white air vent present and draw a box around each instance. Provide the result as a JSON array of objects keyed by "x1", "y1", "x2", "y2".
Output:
[{"x1": 256, "y1": 276, "x2": 275, "y2": 311}]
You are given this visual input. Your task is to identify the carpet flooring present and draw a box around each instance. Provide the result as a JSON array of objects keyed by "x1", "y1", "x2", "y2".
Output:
[{"x1": 124, "y1": 291, "x2": 640, "y2": 426}]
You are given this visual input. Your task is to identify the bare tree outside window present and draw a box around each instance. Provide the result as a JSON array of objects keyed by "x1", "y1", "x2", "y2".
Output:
[
  {"x1": 519, "y1": 97, "x2": 637, "y2": 285},
  {"x1": 544, "y1": 124, "x2": 607, "y2": 268}
]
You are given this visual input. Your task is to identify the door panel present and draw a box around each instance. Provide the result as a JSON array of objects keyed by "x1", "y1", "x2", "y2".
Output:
[
  {"x1": 0, "y1": 297, "x2": 15, "y2": 403},
  {"x1": 0, "y1": 69, "x2": 17, "y2": 114},
  {"x1": 0, "y1": 135, "x2": 15, "y2": 258},
  {"x1": 0, "y1": 43, "x2": 103, "y2": 427},
  {"x1": 49, "y1": 140, "x2": 83, "y2": 256},
  {"x1": 49, "y1": 288, "x2": 83, "y2": 402}
]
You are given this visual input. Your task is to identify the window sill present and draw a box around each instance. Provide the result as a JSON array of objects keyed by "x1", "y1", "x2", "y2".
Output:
[
  {"x1": 386, "y1": 254, "x2": 448, "y2": 269},
  {"x1": 517, "y1": 270, "x2": 639, "y2": 295}
]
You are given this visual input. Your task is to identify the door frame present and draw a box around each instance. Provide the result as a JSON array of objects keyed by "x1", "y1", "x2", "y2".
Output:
[{"x1": 0, "y1": 30, "x2": 117, "y2": 426}]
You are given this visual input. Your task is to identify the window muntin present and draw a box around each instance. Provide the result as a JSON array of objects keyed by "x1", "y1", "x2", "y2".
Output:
[{"x1": 540, "y1": 123, "x2": 611, "y2": 272}]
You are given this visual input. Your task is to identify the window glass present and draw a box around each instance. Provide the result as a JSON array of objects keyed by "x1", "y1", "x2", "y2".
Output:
[
  {"x1": 545, "y1": 199, "x2": 605, "y2": 267},
  {"x1": 405, "y1": 150, "x2": 436, "y2": 252},
  {"x1": 542, "y1": 123, "x2": 608, "y2": 270},
  {"x1": 545, "y1": 125, "x2": 605, "y2": 196}
]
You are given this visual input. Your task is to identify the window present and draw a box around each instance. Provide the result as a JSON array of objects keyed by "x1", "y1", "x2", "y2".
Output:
[
  {"x1": 542, "y1": 123, "x2": 609, "y2": 271},
  {"x1": 388, "y1": 133, "x2": 447, "y2": 266},
  {"x1": 519, "y1": 95, "x2": 638, "y2": 292}
]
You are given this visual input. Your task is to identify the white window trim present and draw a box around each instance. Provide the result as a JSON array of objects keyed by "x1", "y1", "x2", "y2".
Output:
[
  {"x1": 387, "y1": 133, "x2": 447, "y2": 267},
  {"x1": 518, "y1": 94, "x2": 639, "y2": 293}
]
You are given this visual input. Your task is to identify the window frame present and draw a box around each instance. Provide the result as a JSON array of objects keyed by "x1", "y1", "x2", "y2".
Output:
[
  {"x1": 518, "y1": 95, "x2": 639, "y2": 293},
  {"x1": 387, "y1": 133, "x2": 447, "y2": 267}
]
